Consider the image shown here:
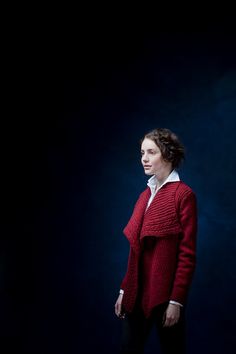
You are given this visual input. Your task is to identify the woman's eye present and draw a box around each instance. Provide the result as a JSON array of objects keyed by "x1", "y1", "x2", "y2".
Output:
[{"x1": 141, "y1": 151, "x2": 155, "y2": 156}]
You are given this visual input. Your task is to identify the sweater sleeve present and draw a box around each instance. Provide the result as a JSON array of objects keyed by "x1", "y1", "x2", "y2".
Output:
[{"x1": 170, "y1": 190, "x2": 198, "y2": 304}]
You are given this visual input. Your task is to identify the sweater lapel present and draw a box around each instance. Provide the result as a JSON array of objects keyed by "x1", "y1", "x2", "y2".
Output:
[{"x1": 123, "y1": 188, "x2": 150, "y2": 254}]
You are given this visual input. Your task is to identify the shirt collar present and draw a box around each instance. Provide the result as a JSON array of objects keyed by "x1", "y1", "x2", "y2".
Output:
[{"x1": 147, "y1": 169, "x2": 180, "y2": 194}]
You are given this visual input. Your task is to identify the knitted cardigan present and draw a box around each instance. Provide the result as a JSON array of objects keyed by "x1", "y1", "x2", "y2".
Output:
[{"x1": 120, "y1": 181, "x2": 197, "y2": 319}]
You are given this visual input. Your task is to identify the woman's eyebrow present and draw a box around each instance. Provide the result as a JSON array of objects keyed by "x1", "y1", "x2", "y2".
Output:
[{"x1": 141, "y1": 148, "x2": 155, "y2": 152}]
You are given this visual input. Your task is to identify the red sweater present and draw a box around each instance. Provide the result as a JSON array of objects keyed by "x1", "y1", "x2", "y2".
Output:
[{"x1": 120, "y1": 181, "x2": 198, "y2": 318}]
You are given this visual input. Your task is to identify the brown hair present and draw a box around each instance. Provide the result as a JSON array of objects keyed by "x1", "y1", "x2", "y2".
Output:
[{"x1": 140, "y1": 128, "x2": 185, "y2": 169}]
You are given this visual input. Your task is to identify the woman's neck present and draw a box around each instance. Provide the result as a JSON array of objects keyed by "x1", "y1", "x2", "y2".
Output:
[{"x1": 155, "y1": 167, "x2": 173, "y2": 188}]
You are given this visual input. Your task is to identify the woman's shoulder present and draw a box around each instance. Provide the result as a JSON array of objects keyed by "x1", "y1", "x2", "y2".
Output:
[
  {"x1": 139, "y1": 187, "x2": 150, "y2": 198},
  {"x1": 176, "y1": 181, "x2": 197, "y2": 199}
]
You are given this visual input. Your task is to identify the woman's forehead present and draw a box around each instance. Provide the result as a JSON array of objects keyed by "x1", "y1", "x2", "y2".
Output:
[{"x1": 141, "y1": 138, "x2": 159, "y2": 150}]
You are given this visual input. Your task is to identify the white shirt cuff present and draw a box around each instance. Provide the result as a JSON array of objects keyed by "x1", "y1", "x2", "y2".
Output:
[{"x1": 169, "y1": 300, "x2": 183, "y2": 307}]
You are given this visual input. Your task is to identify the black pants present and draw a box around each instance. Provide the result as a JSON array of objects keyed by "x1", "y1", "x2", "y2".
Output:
[{"x1": 119, "y1": 302, "x2": 186, "y2": 354}]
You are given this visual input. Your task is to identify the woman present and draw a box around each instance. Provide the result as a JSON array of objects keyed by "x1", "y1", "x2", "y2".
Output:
[{"x1": 114, "y1": 128, "x2": 198, "y2": 354}]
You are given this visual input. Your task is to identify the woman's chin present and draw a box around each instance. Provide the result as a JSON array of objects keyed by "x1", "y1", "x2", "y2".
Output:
[{"x1": 144, "y1": 170, "x2": 153, "y2": 175}]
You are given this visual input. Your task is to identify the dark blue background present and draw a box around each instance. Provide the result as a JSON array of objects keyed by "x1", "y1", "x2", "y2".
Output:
[{"x1": 2, "y1": 31, "x2": 236, "y2": 353}]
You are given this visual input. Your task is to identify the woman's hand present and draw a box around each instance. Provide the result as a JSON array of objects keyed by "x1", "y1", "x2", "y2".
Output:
[
  {"x1": 162, "y1": 303, "x2": 181, "y2": 327},
  {"x1": 114, "y1": 293, "x2": 126, "y2": 319}
]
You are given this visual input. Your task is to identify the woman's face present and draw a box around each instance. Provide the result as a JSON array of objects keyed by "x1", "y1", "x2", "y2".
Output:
[{"x1": 141, "y1": 138, "x2": 172, "y2": 176}]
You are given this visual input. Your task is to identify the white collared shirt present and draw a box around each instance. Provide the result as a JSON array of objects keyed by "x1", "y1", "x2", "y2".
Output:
[{"x1": 146, "y1": 169, "x2": 180, "y2": 211}]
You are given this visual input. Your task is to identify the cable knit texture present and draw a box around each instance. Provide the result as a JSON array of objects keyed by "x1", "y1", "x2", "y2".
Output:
[{"x1": 120, "y1": 181, "x2": 197, "y2": 319}]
